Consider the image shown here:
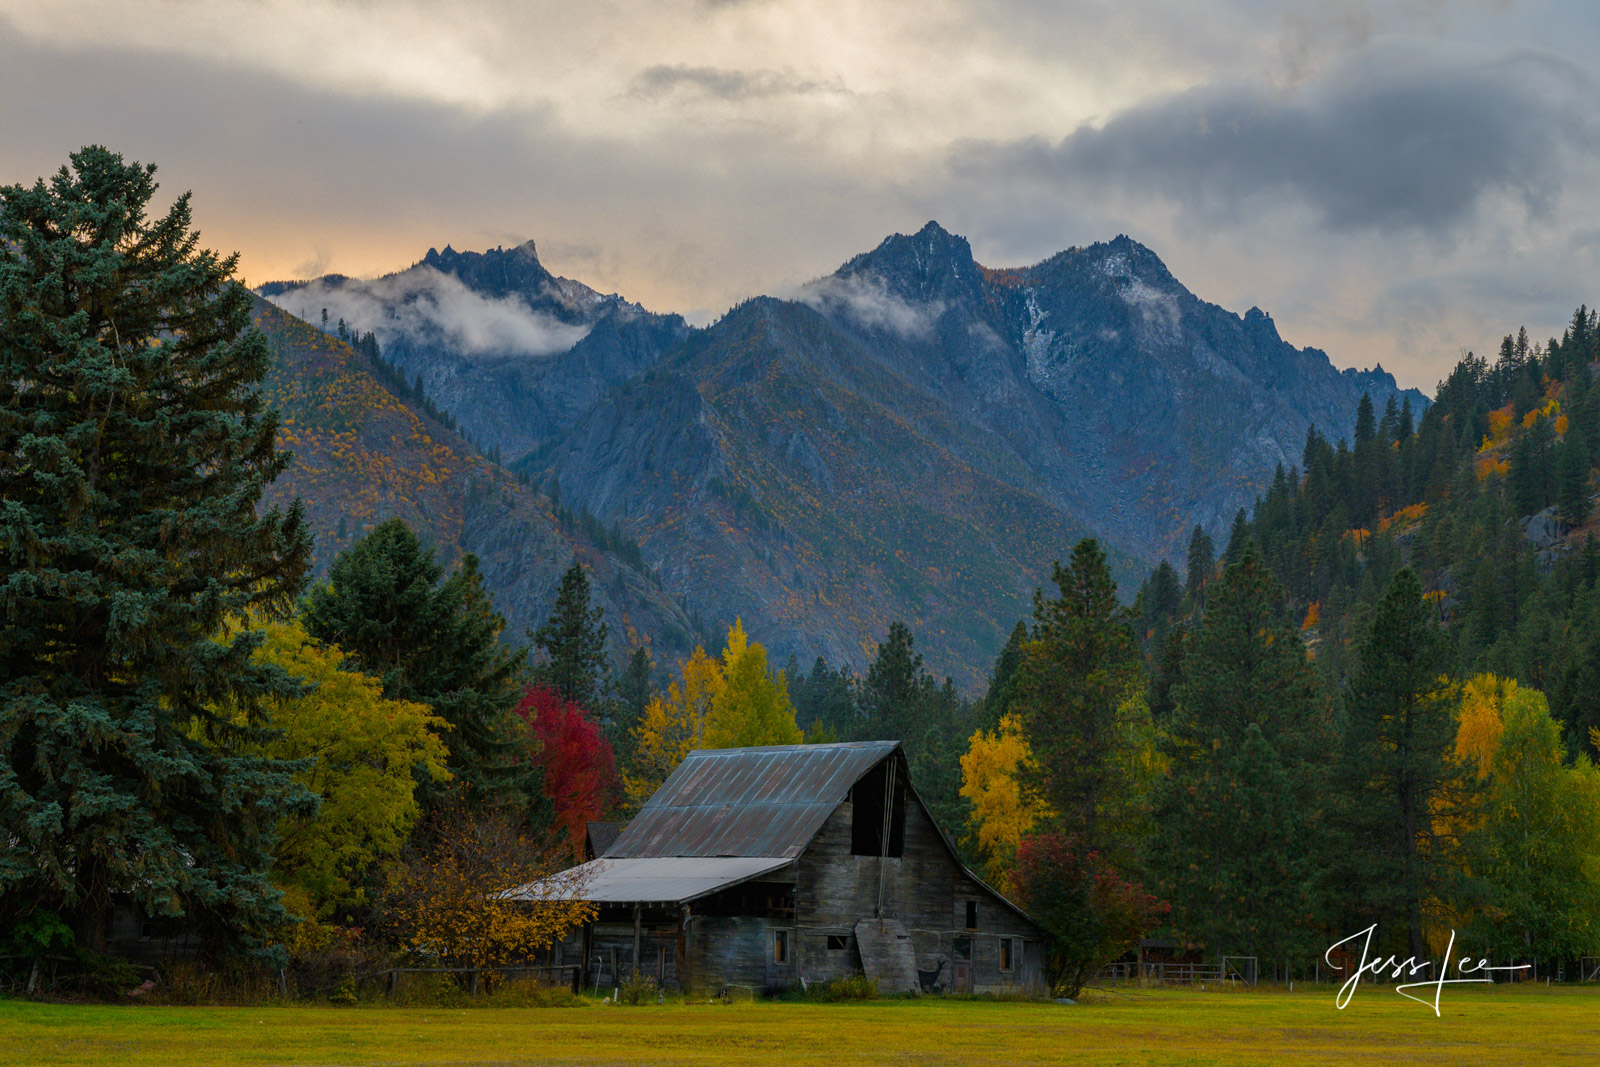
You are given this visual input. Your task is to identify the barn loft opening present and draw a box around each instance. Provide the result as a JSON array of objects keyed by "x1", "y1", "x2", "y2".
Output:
[{"x1": 850, "y1": 758, "x2": 905, "y2": 857}]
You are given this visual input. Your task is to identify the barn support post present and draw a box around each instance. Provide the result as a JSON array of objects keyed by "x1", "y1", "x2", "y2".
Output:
[
  {"x1": 633, "y1": 905, "x2": 642, "y2": 977},
  {"x1": 679, "y1": 907, "x2": 691, "y2": 993},
  {"x1": 875, "y1": 758, "x2": 897, "y2": 917},
  {"x1": 580, "y1": 921, "x2": 592, "y2": 992}
]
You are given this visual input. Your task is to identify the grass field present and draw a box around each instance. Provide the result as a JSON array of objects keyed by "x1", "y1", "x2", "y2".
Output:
[{"x1": 3, "y1": 984, "x2": 1595, "y2": 1065}]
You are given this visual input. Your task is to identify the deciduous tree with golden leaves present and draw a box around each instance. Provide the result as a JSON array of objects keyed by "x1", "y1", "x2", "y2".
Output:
[
  {"x1": 385, "y1": 806, "x2": 595, "y2": 975},
  {"x1": 624, "y1": 620, "x2": 800, "y2": 807}
]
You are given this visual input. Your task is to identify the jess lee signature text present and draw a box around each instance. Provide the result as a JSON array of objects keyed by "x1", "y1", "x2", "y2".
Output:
[{"x1": 1326, "y1": 925, "x2": 1530, "y2": 1016}]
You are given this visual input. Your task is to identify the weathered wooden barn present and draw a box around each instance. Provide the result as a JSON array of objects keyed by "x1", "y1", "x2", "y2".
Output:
[{"x1": 510, "y1": 740, "x2": 1047, "y2": 996}]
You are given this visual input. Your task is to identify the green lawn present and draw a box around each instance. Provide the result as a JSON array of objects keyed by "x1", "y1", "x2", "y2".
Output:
[{"x1": 3, "y1": 985, "x2": 1596, "y2": 1065}]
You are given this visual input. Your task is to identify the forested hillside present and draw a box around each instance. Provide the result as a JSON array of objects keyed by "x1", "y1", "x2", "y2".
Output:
[
  {"x1": 926, "y1": 305, "x2": 1600, "y2": 991},
  {"x1": 1136, "y1": 308, "x2": 1600, "y2": 750},
  {"x1": 253, "y1": 300, "x2": 708, "y2": 669}
]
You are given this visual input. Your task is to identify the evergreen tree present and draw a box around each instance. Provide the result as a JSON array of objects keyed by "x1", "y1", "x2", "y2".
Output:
[
  {"x1": 530, "y1": 561, "x2": 610, "y2": 711},
  {"x1": 1185, "y1": 525, "x2": 1215, "y2": 610},
  {"x1": 1557, "y1": 432, "x2": 1592, "y2": 527},
  {"x1": 979, "y1": 620, "x2": 1030, "y2": 731},
  {"x1": 1013, "y1": 539, "x2": 1142, "y2": 857},
  {"x1": 787, "y1": 655, "x2": 859, "y2": 740},
  {"x1": 1510, "y1": 418, "x2": 1556, "y2": 516},
  {"x1": 1328, "y1": 568, "x2": 1459, "y2": 960},
  {"x1": 0, "y1": 147, "x2": 315, "y2": 953},
  {"x1": 858, "y1": 621, "x2": 927, "y2": 744},
  {"x1": 1354, "y1": 393, "x2": 1377, "y2": 446},
  {"x1": 1147, "y1": 625, "x2": 1186, "y2": 722},
  {"x1": 612, "y1": 646, "x2": 654, "y2": 760},
  {"x1": 1222, "y1": 507, "x2": 1252, "y2": 568},
  {"x1": 1137, "y1": 560, "x2": 1183, "y2": 640},
  {"x1": 1148, "y1": 543, "x2": 1330, "y2": 957},
  {"x1": 302, "y1": 519, "x2": 533, "y2": 812},
  {"x1": 859, "y1": 622, "x2": 976, "y2": 840}
]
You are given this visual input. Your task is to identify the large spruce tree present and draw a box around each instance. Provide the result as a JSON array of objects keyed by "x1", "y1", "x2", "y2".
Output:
[
  {"x1": 302, "y1": 519, "x2": 534, "y2": 812},
  {"x1": 0, "y1": 148, "x2": 314, "y2": 954},
  {"x1": 1013, "y1": 539, "x2": 1142, "y2": 858},
  {"x1": 1149, "y1": 542, "x2": 1330, "y2": 958},
  {"x1": 1329, "y1": 568, "x2": 1460, "y2": 959},
  {"x1": 530, "y1": 561, "x2": 610, "y2": 712}
]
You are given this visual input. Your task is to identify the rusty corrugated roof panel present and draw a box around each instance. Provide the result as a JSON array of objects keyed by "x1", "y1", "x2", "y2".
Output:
[
  {"x1": 501, "y1": 856, "x2": 794, "y2": 905},
  {"x1": 605, "y1": 741, "x2": 900, "y2": 859}
]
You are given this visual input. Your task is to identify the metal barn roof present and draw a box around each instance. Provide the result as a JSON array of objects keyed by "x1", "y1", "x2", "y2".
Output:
[
  {"x1": 584, "y1": 820, "x2": 627, "y2": 858},
  {"x1": 604, "y1": 741, "x2": 901, "y2": 860},
  {"x1": 501, "y1": 856, "x2": 793, "y2": 906}
]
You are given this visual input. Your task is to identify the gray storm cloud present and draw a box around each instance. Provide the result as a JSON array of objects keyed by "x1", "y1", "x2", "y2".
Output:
[
  {"x1": 5, "y1": 3, "x2": 1599, "y2": 390},
  {"x1": 627, "y1": 64, "x2": 847, "y2": 102},
  {"x1": 971, "y1": 45, "x2": 1600, "y2": 235},
  {"x1": 268, "y1": 268, "x2": 592, "y2": 358}
]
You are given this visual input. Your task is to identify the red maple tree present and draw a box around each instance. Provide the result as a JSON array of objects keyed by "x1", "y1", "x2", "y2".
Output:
[{"x1": 512, "y1": 685, "x2": 619, "y2": 859}]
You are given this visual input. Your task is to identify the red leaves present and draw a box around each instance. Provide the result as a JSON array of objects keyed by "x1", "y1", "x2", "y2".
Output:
[{"x1": 513, "y1": 685, "x2": 619, "y2": 859}]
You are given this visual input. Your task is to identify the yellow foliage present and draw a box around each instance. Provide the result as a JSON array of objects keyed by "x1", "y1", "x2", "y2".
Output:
[
  {"x1": 1455, "y1": 674, "x2": 1514, "y2": 781},
  {"x1": 625, "y1": 645, "x2": 721, "y2": 808},
  {"x1": 388, "y1": 809, "x2": 595, "y2": 971},
  {"x1": 626, "y1": 623, "x2": 802, "y2": 808},
  {"x1": 1377, "y1": 502, "x2": 1429, "y2": 534},
  {"x1": 1485, "y1": 404, "x2": 1515, "y2": 447},
  {"x1": 213, "y1": 618, "x2": 450, "y2": 919},
  {"x1": 1343, "y1": 528, "x2": 1370, "y2": 546},
  {"x1": 705, "y1": 618, "x2": 802, "y2": 750},
  {"x1": 959, "y1": 714, "x2": 1050, "y2": 892},
  {"x1": 1300, "y1": 600, "x2": 1321, "y2": 631},
  {"x1": 1557, "y1": 414, "x2": 1571, "y2": 436}
]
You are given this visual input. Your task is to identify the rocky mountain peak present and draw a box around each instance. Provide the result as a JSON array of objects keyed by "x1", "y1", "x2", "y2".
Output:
[
  {"x1": 416, "y1": 241, "x2": 557, "y2": 305},
  {"x1": 833, "y1": 220, "x2": 984, "y2": 308}
]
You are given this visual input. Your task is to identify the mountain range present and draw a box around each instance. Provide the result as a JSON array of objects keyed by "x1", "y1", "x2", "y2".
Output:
[
  {"x1": 260, "y1": 223, "x2": 1423, "y2": 685},
  {"x1": 252, "y1": 301, "x2": 707, "y2": 674}
]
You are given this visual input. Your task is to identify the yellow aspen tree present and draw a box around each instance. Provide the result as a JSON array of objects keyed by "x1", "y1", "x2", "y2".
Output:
[
  {"x1": 960, "y1": 714, "x2": 1050, "y2": 893},
  {"x1": 1455, "y1": 674, "x2": 1514, "y2": 780},
  {"x1": 704, "y1": 618, "x2": 802, "y2": 749},
  {"x1": 623, "y1": 645, "x2": 723, "y2": 808}
]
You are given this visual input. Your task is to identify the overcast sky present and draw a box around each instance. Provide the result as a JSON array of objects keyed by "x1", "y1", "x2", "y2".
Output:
[{"x1": 3, "y1": 0, "x2": 1597, "y2": 389}]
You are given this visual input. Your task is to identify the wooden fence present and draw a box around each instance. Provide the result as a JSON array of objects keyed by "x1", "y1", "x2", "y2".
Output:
[{"x1": 370, "y1": 964, "x2": 581, "y2": 996}]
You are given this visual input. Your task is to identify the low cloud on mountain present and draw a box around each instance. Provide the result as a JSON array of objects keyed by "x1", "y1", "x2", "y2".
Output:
[
  {"x1": 268, "y1": 268, "x2": 592, "y2": 358},
  {"x1": 797, "y1": 274, "x2": 945, "y2": 338}
]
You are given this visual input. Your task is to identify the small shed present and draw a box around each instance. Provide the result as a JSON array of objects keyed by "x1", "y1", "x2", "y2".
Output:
[{"x1": 509, "y1": 741, "x2": 1047, "y2": 995}]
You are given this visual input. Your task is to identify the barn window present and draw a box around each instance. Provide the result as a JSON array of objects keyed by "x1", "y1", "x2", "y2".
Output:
[
  {"x1": 1000, "y1": 937, "x2": 1014, "y2": 972},
  {"x1": 774, "y1": 930, "x2": 790, "y2": 964},
  {"x1": 850, "y1": 760, "x2": 906, "y2": 857},
  {"x1": 827, "y1": 934, "x2": 849, "y2": 951},
  {"x1": 965, "y1": 900, "x2": 978, "y2": 930}
]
